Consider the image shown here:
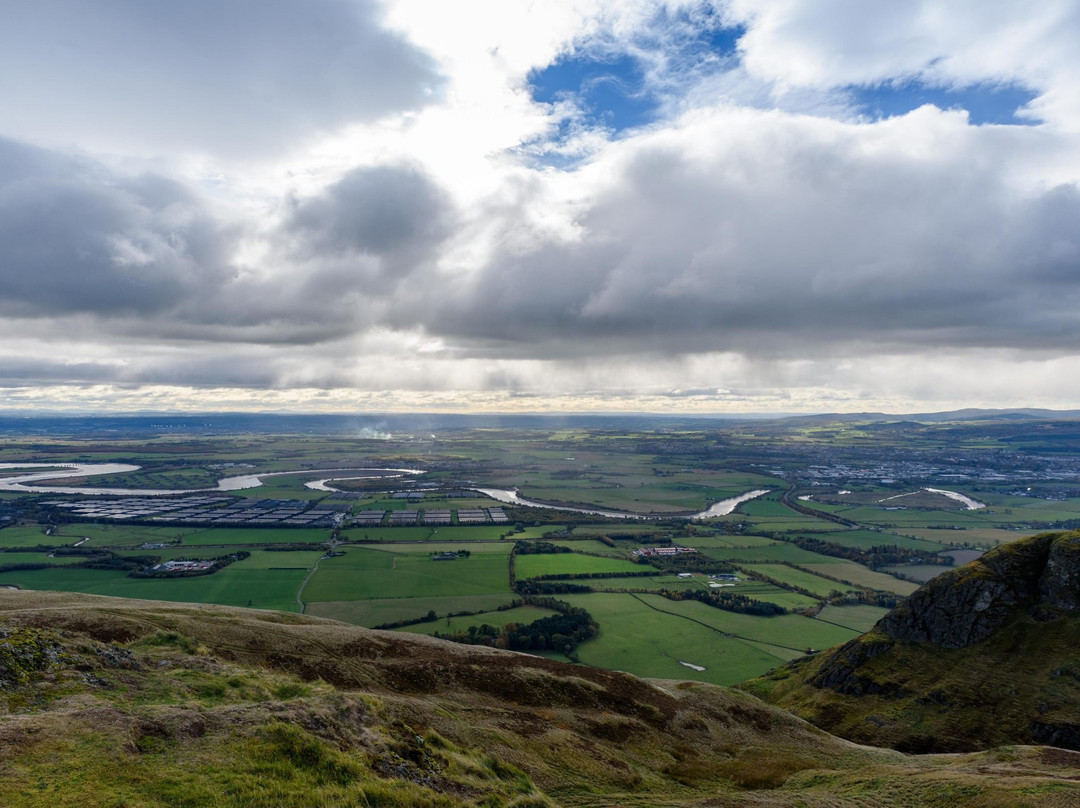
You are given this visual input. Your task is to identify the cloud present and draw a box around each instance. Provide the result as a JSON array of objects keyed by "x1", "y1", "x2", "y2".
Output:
[
  {"x1": 0, "y1": 138, "x2": 236, "y2": 318},
  {"x1": 723, "y1": 0, "x2": 1080, "y2": 126},
  {"x1": 401, "y1": 105, "x2": 1080, "y2": 360},
  {"x1": 284, "y1": 164, "x2": 453, "y2": 270},
  {"x1": 0, "y1": 0, "x2": 443, "y2": 157},
  {"x1": 1, "y1": 1, "x2": 1080, "y2": 415}
]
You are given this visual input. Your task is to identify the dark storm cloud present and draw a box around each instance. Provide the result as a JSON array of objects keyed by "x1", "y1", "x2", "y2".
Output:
[
  {"x1": 0, "y1": 137, "x2": 459, "y2": 347},
  {"x1": 398, "y1": 112, "x2": 1080, "y2": 361},
  {"x1": 285, "y1": 164, "x2": 453, "y2": 271},
  {"x1": 0, "y1": 138, "x2": 235, "y2": 317},
  {"x1": 0, "y1": 0, "x2": 443, "y2": 155}
]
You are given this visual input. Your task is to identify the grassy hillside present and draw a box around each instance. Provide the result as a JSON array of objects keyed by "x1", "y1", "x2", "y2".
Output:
[{"x1": 0, "y1": 589, "x2": 1079, "y2": 806}]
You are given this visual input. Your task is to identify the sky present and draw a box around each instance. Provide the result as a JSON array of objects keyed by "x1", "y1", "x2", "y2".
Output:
[{"x1": 1, "y1": 0, "x2": 1079, "y2": 415}]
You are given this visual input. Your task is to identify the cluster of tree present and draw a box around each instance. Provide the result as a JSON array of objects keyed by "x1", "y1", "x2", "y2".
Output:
[
  {"x1": 515, "y1": 580, "x2": 592, "y2": 595},
  {"x1": 502, "y1": 506, "x2": 619, "y2": 526},
  {"x1": 646, "y1": 554, "x2": 737, "y2": 575},
  {"x1": 82, "y1": 553, "x2": 158, "y2": 572},
  {"x1": 513, "y1": 541, "x2": 573, "y2": 555},
  {"x1": 830, "y1": 590, "x2": 901, "y2": 609},
  {"x1": 431, "y1": 601, "x2": 597, "y2": 656},
  {"x1": 658, "y1": 587, "x2": 788, "y2": 616},
  {"x1": 790, "y1": 536, "x2": 950, "y2": 570}
]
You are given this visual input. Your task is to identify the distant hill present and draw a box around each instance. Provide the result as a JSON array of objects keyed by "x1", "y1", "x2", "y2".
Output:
[
  {"x1": 1, "y1": 589, "x2": 1079, "y2": 806},
  {"x1": 744, "y1": 531, "x2": 1080, "y2": 754}
]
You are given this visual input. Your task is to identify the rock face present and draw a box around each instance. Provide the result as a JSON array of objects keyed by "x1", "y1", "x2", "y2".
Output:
[
  {"x1": 876, "y1": 531, "x2": 1080, "y2": 649},
  {"x1": 748, "y1": 531, "x2": 1080, "y2": 752}
]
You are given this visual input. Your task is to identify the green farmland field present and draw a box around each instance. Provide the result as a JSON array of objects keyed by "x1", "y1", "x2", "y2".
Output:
[
  {"x1": 1, "y1": 523, "x2": 191, "y2": 549},
  {"x1": 0, "y1": 555, "x2": 312, "y2": 612},
  {"x1": 181, "y1": 528, "x2": 332, "y2": 546},
  {"x1": 816, "y1": 603, "x2": 891, "y2": 633},
  {"x1": 805, "y1": 528, "x2": 948, "y2": 552},
  {"x1": 0, "y1": 551, "x2": 87, "y2": 567},
  {"x1": 307, "y1": 594, "x2": 519, "y2": 627},
  {"x1": 514, "y1": 553, "x2": 648, "y2": 579},
  {"x1": 302, "y1": 546, "x2": 512, "y2": 602},
  {"x1": 558, "y1": 592, "x2": 790, "y2": 686},
  {"x1": 737, "y1": 563, "x2": 859, "y2": 597},
  {"x1": 795, "y1": 561, "x2": 919, "y2": 596},
  {"x1": 399, "y1": 604, "x2": 560, "y2": 636},
  {"x1": 632, "y1": 594, "x2": 860, "y2": 657},
  {"x1": 699, "y1": 542, "x2": 837, "y2": 564}
]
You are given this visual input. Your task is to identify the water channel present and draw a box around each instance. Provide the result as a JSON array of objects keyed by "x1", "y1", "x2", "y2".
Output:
[{"x1": 0, "y1": 463, "x2": 772, "y2": 521}]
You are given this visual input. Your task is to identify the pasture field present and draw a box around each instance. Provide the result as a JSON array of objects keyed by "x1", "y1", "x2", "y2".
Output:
[
  {"x1": 302, "y1": 546, "x2": 512, "y2": 602},
  {"x1": 880, "y1": 563, "x2": 954, "y2": 583},
  {"x1": 514, "y1": 553, "x2": 648, "y2": 579},
  {"x1": 899, "y1": 527, "x2": 1039, "y2": 547},
  {"x1": 228, "y1": 549, "x2": 324, "y2": 569},
  {"x1": 634, "y1": 594, "x2": 860, "y2": 656},
  {"x1": 549, "y1": 539, "x2": 631, "y2": 557},
  {"x1": 231, "y1": 475, "x2": 333, "y2": 501},
  {"x1": 737, "y1": 495, "x2": 799, "y2": 518},
  {"x1": 55, "y1": 466, "x2": 218, "y2": 491},
  {"x1": 398, "y1": 604, "x2": 560, "y2": 636},
  {"x1": 698, "y1": 542, "x2": 838, "y2": 564},
  {"x1": 345, "y1": 526, "x2": 513, "y2": 543},
  {"x1": 816, "y1": 603, "x2": 891, "y2": 633},
  {"x1": 20, "y1": 524, "x2": 193, "y2": 548},
  {"x1": 795, "y1": 562, "x2": 920, "y2": 596},
  {"x1": 511, "y1": 468, "x2": 781, "y2": 515},
  {"x1": 0, "y1": 526, "x2": 75, "y2": 548},
  {"x1": 557, "y1": 592, "x2": 789, "y2": 686},
  {"x1": 568, "y1": 523, "x2": 674, "y2": 537},
  {"x1": 689, "y1": 534, "x2": 786, "y2": 549},
  {"x1": 737, "y1": 563, "x2": 860, "y2": 597},
  {"x1": 0, "y1": 561, "x2": 310, "y2": 612},
  {"x1": 804, "y1": 505, "x2": 1005, "y2": 529},
  {"x1": 735, "y1": 512, "x2": 848, "y2": 531},
  {"x1": 731, "y1": 581, "x2": 822, "y2": 610},
  {"x1": 372, "y1": 541, "x2": 513, "y2": 555},
  {"x1": 307, "y1": 593, "x2": 519, "y2": 627},
  {"x1": 581, "y1": 573, "x2": 709, "y2": 592},
  {"x1": 0, "y1": 551, "x2": 86, "y2": 566},
  {"x1": 808, "y1": 529, "x2": 948, "y2": 552},
  {"x1": 181, "y1": 528, "x2": 332, "y2": 546}
]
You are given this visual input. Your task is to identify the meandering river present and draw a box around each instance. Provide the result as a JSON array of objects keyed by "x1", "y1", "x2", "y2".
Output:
[
  {"x1": 0, "y1": 463, "x2": 420, "y2": 496},
  {"x1": 0, "y1": 462, "x2": 773, "y2": 521},
  {"x1": 473, "y1": 486, "x2": 771, "y2": 521}
]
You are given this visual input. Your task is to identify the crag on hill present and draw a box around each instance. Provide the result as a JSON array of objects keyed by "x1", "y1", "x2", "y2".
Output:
[
  {"x1": 1, "y1": 588, "x2": 1079, "y2": 806},
  {"x1": 744, "y1": 530, "x2": 1080, "y2": 753}
]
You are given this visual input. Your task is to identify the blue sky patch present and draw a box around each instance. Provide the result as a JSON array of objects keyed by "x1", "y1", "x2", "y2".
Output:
[
  {"x1": 529, "y1": 52, "x2": 656, "y2": 133},
  {"x1": 528, "y1": 12, "x2": 745, "y2": 138},
  {"x1": 853, "y1": 80, "x2": 1039, "y2": 125}
]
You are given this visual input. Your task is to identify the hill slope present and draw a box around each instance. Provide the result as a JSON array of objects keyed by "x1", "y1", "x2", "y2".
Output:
[
  {"x1": 2, "y1": 589, "x2": 1080, "y2": 806},
  {"x1": 744, "y1": 530, "x2": 1080, "y2": 754}
]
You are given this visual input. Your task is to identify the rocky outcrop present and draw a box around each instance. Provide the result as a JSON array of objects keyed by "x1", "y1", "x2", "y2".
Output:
[
  {"x1": 748, "y1": 531, "x2": 1080, "y2": 752},
  {"x1": 877, "y1": 531, "x2": 1079, "y2": 649}
]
